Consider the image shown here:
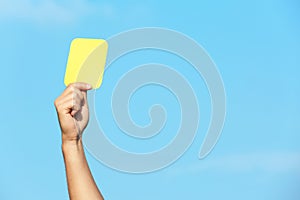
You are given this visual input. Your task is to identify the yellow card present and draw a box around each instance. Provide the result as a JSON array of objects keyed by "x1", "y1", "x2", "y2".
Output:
[{"x1": 64, "y1": 38, "x2": 108, "y2": 89}]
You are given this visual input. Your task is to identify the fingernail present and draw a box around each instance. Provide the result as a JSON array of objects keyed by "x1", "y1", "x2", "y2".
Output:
[{"x1": 86, "y1": 84, "x2": 92, "y2": 89}]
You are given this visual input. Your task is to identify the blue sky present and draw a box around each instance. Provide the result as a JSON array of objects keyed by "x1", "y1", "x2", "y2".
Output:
[{"x1": 0, "y1": 0, "x2": 299, "y2": 199}]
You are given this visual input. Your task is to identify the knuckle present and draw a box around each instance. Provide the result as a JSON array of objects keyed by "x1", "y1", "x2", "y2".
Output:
[
  {"x1": 70, "y1": 86, "x2": 75, "y2": 92},
  {"x1": 56, "y1": 104, "x2": 63, "y2": 112},
  {"x1": 54, "y1": 99, "x2": 59, "y2": 108},
  {"x1": 67, "y1": 84, "x2": 75, "y2": 92}
]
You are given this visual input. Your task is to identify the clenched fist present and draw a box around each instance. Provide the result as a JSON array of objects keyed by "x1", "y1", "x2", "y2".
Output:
[{"x1": 54, "y1": 82, "x2": 92, "y2": 144}]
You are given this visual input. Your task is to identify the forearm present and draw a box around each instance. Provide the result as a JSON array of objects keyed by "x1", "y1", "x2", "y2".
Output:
[{"x1": 62, "y1": 140, "x2": 104, "y2": 200}]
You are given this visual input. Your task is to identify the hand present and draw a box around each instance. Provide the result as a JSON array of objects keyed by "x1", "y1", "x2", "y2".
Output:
[{"x1": 54, "y1": 82, "x2": 92, "y2": 144}]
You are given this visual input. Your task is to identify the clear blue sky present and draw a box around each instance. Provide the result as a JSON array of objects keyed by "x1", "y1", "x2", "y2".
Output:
[{"x1": 0, "y1": 0, "x2": 299, "y2": 199}]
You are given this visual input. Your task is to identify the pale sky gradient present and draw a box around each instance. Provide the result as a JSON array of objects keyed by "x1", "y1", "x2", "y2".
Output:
[{"x1": 0, "y1": 0, "x2": 299, "y2": 199}]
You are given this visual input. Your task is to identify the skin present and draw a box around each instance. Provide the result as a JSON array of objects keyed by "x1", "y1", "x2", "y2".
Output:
[{"x1": 54, "y1": 82, "x2": 104, "y2": 200}]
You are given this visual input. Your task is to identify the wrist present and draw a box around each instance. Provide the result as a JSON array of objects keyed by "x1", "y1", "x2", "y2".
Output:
[
  {"x1": 61, "y1": 130, "x2": 81, "y2": 143},
  {"x1": 61, "y1": 135, "x2": 83, "y2": 152},
  {"x1": 61, "y1": 138, "x2": 85, "y2": 166}
]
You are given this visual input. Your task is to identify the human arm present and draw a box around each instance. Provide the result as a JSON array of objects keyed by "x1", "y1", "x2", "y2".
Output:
[{"x1": 54, "y1": 82, "x2": 104, "y2": 200}]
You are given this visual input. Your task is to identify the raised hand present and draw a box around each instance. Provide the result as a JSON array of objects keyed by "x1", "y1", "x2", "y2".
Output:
[{"x1": 54, "y1": 82, "x2": 92, "y2": 143}]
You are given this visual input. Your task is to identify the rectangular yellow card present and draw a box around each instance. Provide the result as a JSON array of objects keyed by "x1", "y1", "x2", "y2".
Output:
[{"x1": 64, "y1": 38, "x2": 108, "y2": 89}]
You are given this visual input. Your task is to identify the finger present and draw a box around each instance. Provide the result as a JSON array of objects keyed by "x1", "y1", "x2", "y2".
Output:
[
  {"x1": 58, "y1": 96, "x2": 82, "y2": 116},
  {"x1": 56, "y1": 88, "x2": 83, "y2": 111},
  {"x1": 54, "y1": 82, "x2": 91, "y2": 107},
  {"x1": 55, "y1": 83, "x2": 90, "y2": 116},
  {"x1": 73, "y1": 93, "x2": 84, "y2": 115},
  {"x1": 68, "y1": 91, "x2": 84, "y2": 116},
  {"x1": 60, "y1": 83, "x2": 91, "y2": 99},
  {"x1": 67, "y1": 82, "x2": 92, "y2": 91},
  {"x1": 72, "y1": 88, "x2": 84, "y2": 104},
  {"x1": 71, "y1": 103, "x2": 81, "y2": 116},
  {"x1": 81, "y1": 90, "x2": 87, "y2": 103},
  {"x1": 55, "y1": 89, "x2": 83, "y2": 110}
]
